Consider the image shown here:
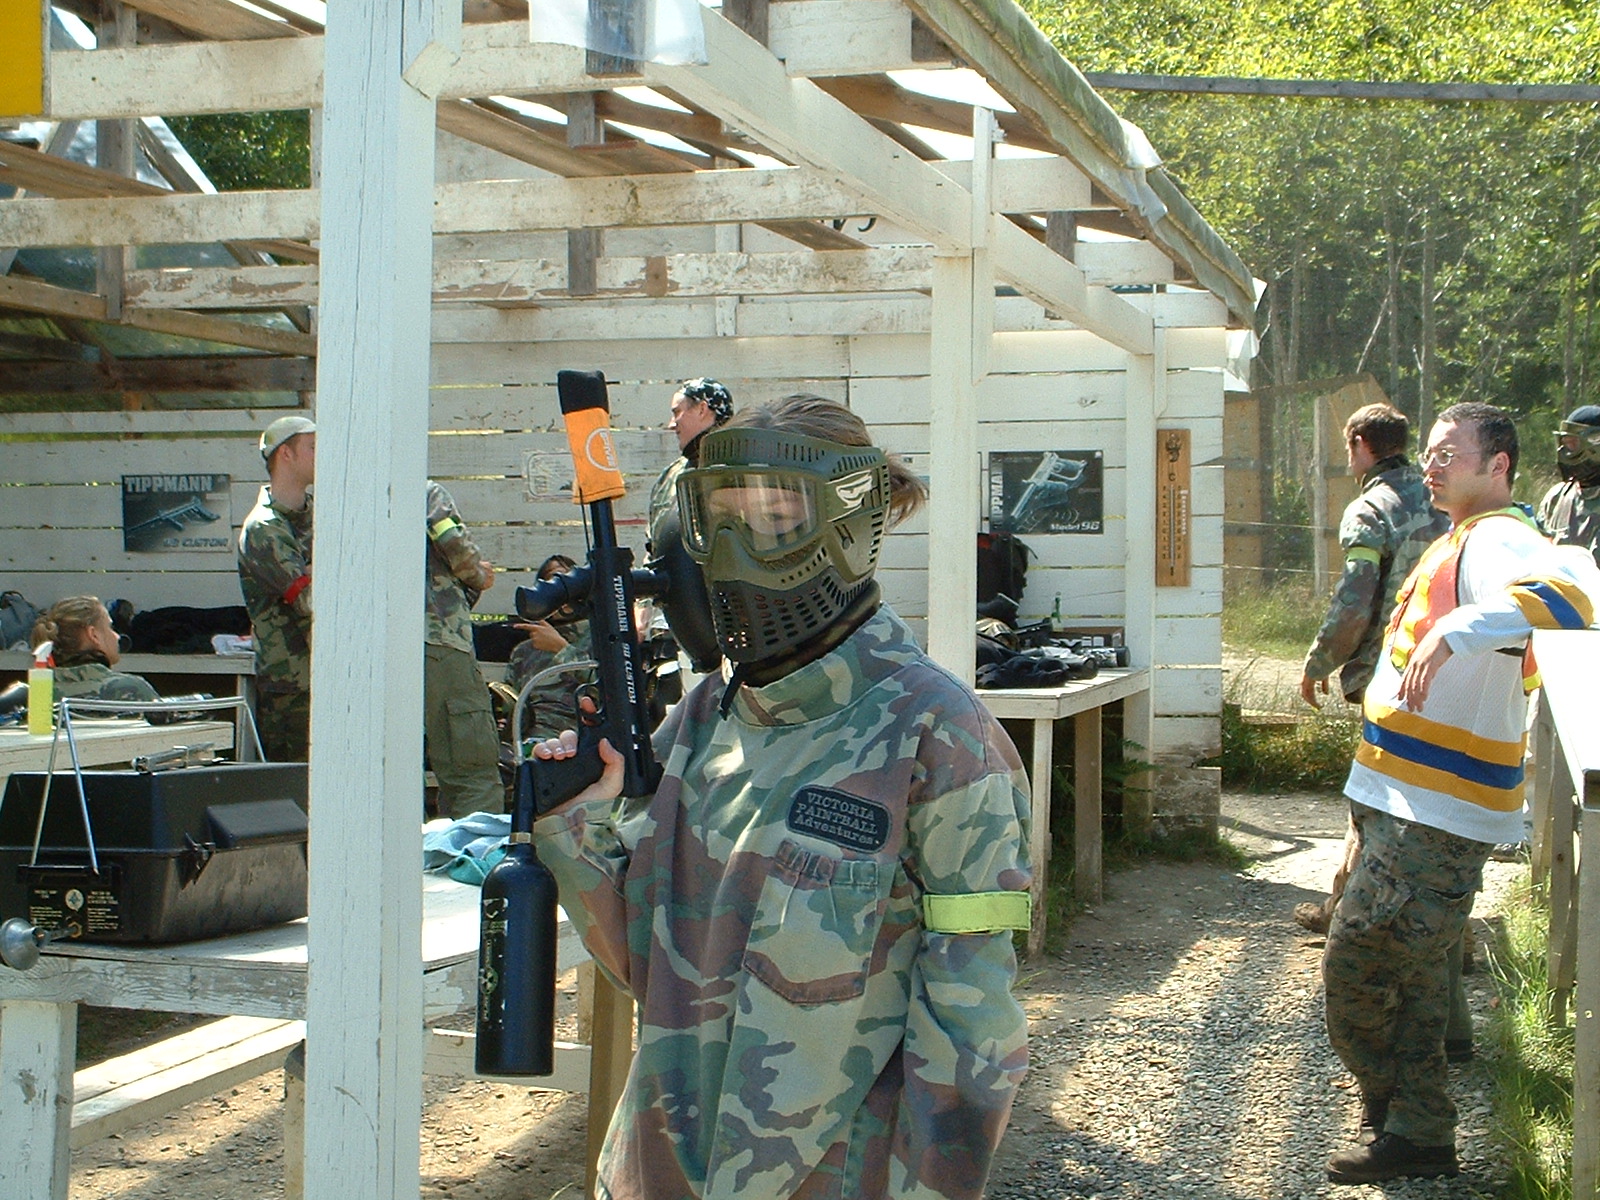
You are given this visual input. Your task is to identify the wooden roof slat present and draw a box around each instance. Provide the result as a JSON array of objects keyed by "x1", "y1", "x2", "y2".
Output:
[
  {"x1": 121, "y1": 0, "x2": 303, "y2": 41},
  {"x1": 0, "y1": 353, "x2": 314, "y2": 395},
  {"x1": 816, "y1": 74, "x2": 1055, "y2": 154},
  {"x1": 0, "y1": 273, "x2": 315, "y2": 356},
  {"x1": 0, "y1": 139, "x2": 320, "y2": 265}
]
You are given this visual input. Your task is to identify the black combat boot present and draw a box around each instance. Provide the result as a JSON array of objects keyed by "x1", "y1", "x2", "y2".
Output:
[
  {"x1": 1327, "y1": 1132, "x2": 1458, "y2": 1184},
  {"x1": 1358, "y1": 1094, "x2": 1390, "y2": 1145}
]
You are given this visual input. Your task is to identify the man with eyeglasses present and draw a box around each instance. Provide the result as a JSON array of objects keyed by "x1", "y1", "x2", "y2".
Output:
[
  {"x1": 1536, "y1": 404, "x2": 1600, "y2": 566},
  {"x1": 1323, "y1": 403, "x2": 1600, "y2": 1185}
]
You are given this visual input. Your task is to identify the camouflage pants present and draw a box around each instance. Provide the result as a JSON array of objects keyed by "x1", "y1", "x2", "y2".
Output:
[
  {"x1": 254, "y1": 687, "x2": 309, "y2": 763},
  {"x1": 424, "y1": 642, "x2": 504, "y2": 820},
  {"x1": 1324, "y1": 803, "x2": 1490, "y2": 1146}
]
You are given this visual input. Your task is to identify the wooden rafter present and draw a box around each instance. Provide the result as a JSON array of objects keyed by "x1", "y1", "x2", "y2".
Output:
[
  {"x1": 0, "y1": 274, "x2": 315, "y2": 356},
  {"x1": 119, "y1": 0, "x2": 302, "y2": 41},
  {"x1": 0, "y1": 139, "x2": 318, "y2": 263},
  {"x1": 0, "y1": 353, "x2": 314, "y2": 394}
]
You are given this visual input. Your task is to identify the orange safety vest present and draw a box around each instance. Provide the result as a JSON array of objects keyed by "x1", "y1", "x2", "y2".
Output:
[{"x1": 1384, "y1": 508, "x2": 1541, "y2": 694}]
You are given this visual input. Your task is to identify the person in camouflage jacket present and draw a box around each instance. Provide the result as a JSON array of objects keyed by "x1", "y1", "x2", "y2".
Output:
[
  {"x1": 237, "y1": 417, "x2": 315, "y2": 761},
  {"x1": 533, "y1": 395, "x2": 1030, "y2": 1200},
  {"x1": 1536, "y1": 404, "x2": 1600, "y2": 566},
  {"x1": 424, "y1": 480, "x2": 503, "y2": 818},
  {"x1": 1295, "y1": 405, "x2": 1452, "y2": 944},
  {"x1": 1302, "y1": 403, "x2": 1449, "y2": 709},
  {"x1": 31, "y1": 596, "x2": 157, "y2": 702}
]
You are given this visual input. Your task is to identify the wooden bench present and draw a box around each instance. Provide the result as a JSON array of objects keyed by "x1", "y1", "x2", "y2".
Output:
[{"x1": 71, "y1": 1014, "x2": 304, "y2": 1149}]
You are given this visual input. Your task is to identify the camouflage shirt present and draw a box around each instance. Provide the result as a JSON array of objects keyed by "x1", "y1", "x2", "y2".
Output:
[
  {"x1": 1537, "y1": 479, "x2": 1600, "y2": 567},
  {"x1": 52, "y1": 660, "x2": 158, "y2": 703},
  {"x1": 535, "y1": 605, "x2": 1031, "y2": 1200},
  {"x1": 505, "y1": 619, "x2": 593, "y2": 744},
  {"x1": 236, "y1": 485, "x2": 313, "y2": 694},
  {"x1": 426, "y1": 481, "x2": 493, "y2": 654},
  {"x1": 1304, "y1": 456, "x2": 1448, "y2": 701}
]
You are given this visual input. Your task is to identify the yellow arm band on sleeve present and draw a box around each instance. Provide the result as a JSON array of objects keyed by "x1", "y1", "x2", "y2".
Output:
[
  {"x1": 1345, "y1": 547, "x2": 1381, "y2": 566},
  {"x1": 922, "y1": 891, "x2": 1031, "y2": 934},
  {"x1": 429, "y1": 517, "x2": 461, "y2": 541}
]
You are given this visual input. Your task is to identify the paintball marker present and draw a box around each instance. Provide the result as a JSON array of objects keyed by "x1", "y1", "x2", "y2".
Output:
[{"x1": 477, "y1": 369, "x2": 714, "y2": 1077}]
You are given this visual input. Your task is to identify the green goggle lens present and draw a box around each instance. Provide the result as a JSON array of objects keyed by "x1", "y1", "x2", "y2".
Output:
[{"x1": 681, "y1": 470, "x2": 822, "y2": 557}]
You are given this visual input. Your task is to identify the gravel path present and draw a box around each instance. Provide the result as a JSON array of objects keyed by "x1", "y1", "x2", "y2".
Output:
[{"x1": 990, "y1": 786, "x2": 1519, "y2": 1200}]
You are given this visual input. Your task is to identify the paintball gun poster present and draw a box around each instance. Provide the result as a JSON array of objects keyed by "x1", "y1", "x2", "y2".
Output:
[
  {"x1": 988, "y1": 450, "x2": 1104, "y2": 535},
  {"x1": 121, "y1": 474, "x2": 231, "y2": 552}
]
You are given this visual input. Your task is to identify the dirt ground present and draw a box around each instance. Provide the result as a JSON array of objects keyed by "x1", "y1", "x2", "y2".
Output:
[{"x1": 64, "y1": 653, "x2": 1520, "y2": 1198}]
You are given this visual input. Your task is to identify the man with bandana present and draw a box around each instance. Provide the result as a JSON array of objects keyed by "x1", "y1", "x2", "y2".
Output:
[{"x1": 1537, "y1": 404, "x2": 1600, "y2": 565}]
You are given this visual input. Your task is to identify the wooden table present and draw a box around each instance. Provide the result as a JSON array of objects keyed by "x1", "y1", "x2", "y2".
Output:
[
  {"x1": 978, "y1": 668, "x2": 1151, "y2": 956},
  {"x1": 0, "y1": 872, "x2": 598, "y2": 1199},
  {"x1": 0, "y1": 652, "x2": 257, "y2": 748},
  {"x1": 0, "y1": 718, "x2": 236, "y2": 794}
]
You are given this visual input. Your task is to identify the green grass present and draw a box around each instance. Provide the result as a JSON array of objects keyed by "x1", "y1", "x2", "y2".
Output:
[
  {"x1": 1485, "y1": 878, "x2": 1575, "y2": 1199},
  {"x1": 1223, "y1": 577, "x2": 1323, "y2": 660},
  {"x1": 1206, "y1": 700, "x2": 1361, "y2": 791}
]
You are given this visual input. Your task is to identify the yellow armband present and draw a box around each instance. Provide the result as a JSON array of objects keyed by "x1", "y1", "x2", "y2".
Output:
[
  {"x1": 922, "y1": 891, "x2": 1031, "y2": 934},
  {"x1": 429, "y1": 517, "x2": 462, "y2": 541},
  {"x1": 1345, "y1": 546, "x2": 1381, "y2": 566}
]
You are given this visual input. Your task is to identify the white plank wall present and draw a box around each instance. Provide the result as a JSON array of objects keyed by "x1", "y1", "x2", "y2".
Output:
[{"x1": 0, "y1": 320, "x2": 1224, "y2": 762}]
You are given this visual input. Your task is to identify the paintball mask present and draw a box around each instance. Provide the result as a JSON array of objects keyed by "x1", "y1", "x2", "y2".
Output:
[
  {"x1": 1556, "y1": 405, "x2": 1600, "y2": 485},
  {"x1": 677, "y1": 426, "x2": 889, "y2": 663}
]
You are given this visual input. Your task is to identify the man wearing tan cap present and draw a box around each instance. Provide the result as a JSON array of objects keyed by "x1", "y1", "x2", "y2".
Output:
[{"x1": 237, "y1": 415, "x2": 315, "y2": 761}]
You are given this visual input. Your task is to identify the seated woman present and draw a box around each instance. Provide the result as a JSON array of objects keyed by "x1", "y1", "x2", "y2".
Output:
[{"x1": 31, "y1": 596, "x2": 158, "y2": 703}]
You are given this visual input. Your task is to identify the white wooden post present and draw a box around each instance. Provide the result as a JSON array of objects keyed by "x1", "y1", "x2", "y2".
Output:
[
  {"x1": 1122, "y1": 333, "x2": 1163, "y2": 833},
  {"x1": 0, "y1": 999, "x2": 76, "y2": 1200},
  {"x1": 924, "y1": 110, "x2": 994, "y2": 680},
  {"x1": 308, "y1": 2, "x2": 457, "y2": 1196}
]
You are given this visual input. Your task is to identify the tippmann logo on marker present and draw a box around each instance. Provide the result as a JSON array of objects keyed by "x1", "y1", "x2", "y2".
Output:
[
  {"x1": 585, "y1": 428, "x2": 620, "y2": 472},
  {"x1": 834, "y1": 472, "x2": 875, "y2": 511}
]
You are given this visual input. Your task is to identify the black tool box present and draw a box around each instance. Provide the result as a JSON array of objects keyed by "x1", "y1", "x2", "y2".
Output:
[{"x1": 0, "y1": 762, "x2": 308, "y2": 944}]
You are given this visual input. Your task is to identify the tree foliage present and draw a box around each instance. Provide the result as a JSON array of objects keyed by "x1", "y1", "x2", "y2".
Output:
[
  {"x1": 1026, "y1": 0, "x2": 1600, "y2": 503},
  {"x1": 164, "y1": 111, "x2": 311, "y2": 192}
]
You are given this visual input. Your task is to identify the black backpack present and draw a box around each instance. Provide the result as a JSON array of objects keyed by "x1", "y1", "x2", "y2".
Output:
[{"x1": 0, "y1": 591, "x2": 40, "y2": 652}]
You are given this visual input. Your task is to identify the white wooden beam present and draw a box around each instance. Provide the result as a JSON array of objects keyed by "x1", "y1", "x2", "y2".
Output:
[
  {"x1": 0, "y1": 169, "x2": 862, "y2": 248},
  {"x1": 931, "y1": 154, "x2": 1094, "y2": 214},
  {"x1": 991, "y1": 217, "x2": 1152, "y2": 355},
  {"x1": 44, "y1": 21, "x2": 615, "y2": 121},
  {"x1": 926, "y1": 252, "x2": 978, "y2": 681},
  {"x1": 124, "y1": 246, "x2": 937, "y2": 308},
  {"x1": 645, "y1": 7, "x2": 971, "y2": 252},
  {"x1": 767, "y1": 0, "x2": 921, "y2": 77},
  {"x1": 0, "y1": 188, "x2": 320, "y2": 248},
  {"x1": 303, "y1": 0, "x2": 446, "y2": 1195},
  {"x1": 434, "y1": 168, "x2": 869, "y2": 235}
]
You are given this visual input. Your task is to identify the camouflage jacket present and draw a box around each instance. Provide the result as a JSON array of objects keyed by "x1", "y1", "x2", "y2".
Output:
[
  {"x1": 53, "y1": 660, "x2": 158, "y2": 703},
  {"x1": 1304, "y1": 456, "x2": 1448, "y2": 701},
  {"x1": 426, "y1": 481, "x2": 493, "y2": 654},
  {"x1": 236, "y1": 485, "x2": 313, "y2": 694},
  {"x1": 535, "y1": 605, "x2": 1031, "y2": 1200},
  {"x1": 1538, "y1": 479, "x2": 1600, "y2": 567},
  {"x1": 505, "y1": 619, "x2": 592, "y2": 744},
  {"x1": 646, "y1": 454, "x2": 688, "y2": 554}
]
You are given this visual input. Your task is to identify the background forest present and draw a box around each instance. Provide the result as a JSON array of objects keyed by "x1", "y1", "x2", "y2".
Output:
[{"x1": 1026, "y1": 0, "x2": 1600, "y2": 569}]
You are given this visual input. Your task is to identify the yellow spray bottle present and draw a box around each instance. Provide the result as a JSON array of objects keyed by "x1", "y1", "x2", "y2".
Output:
[{"x1": 27, "y1": 640, "x2": 54, "y2": 736}]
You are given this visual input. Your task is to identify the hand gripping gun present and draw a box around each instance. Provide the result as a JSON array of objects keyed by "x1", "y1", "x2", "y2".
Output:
[{"x1": 476, "y1": 369, "x2": 708, "y2": 1076}]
